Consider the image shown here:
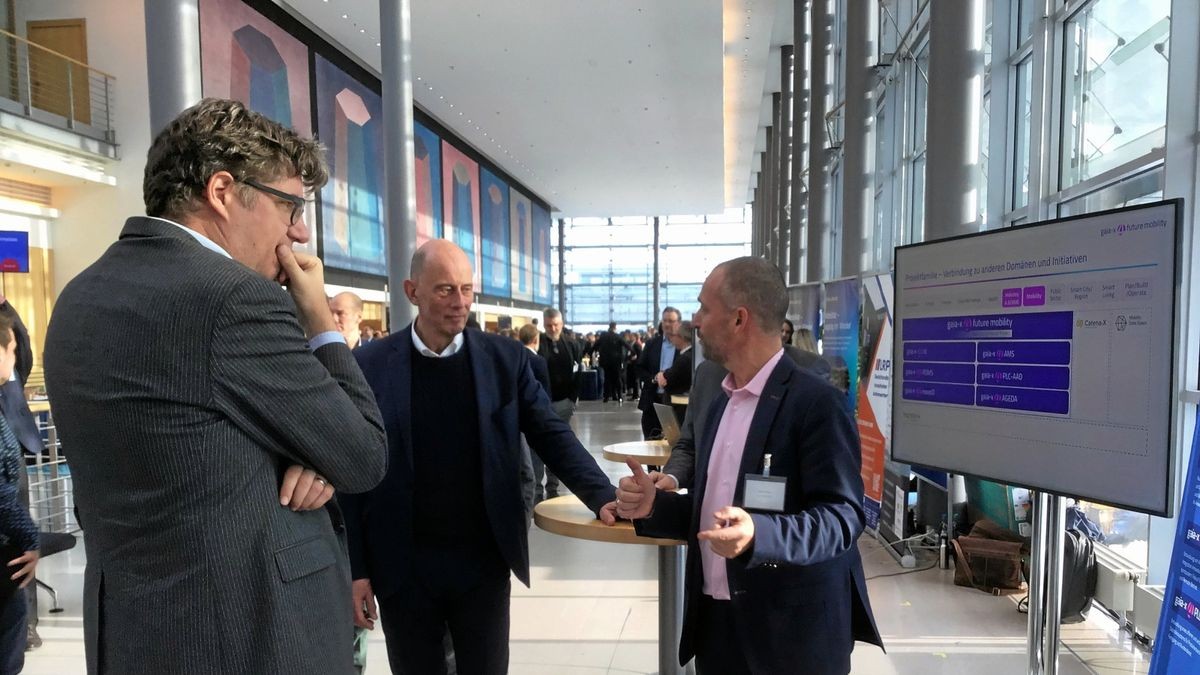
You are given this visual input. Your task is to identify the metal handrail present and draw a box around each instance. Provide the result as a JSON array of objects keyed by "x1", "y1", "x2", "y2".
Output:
[
  {"x1": 0, "y1": 27, "x2": 115, "y2": 79},
  {"x1": 0, "y1": 26, "x2": 117, "y2": 143}
]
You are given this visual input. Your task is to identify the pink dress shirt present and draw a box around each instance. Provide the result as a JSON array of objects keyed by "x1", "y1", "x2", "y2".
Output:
[{"x1": 699, "y1": 348, "x2": 785, "y2": 599}]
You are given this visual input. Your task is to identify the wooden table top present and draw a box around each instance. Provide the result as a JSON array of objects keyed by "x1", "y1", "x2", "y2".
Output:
[
  {"x1": 532, "y1": 495, "x2": 683, "y2": 546},
  {"x1": 602, "y1": 439, "x2": 671, "y2": 465}
]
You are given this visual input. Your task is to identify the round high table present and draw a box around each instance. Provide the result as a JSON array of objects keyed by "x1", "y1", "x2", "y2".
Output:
[
  {"x1": 601, "y1": 439, "x2": 672, "y2": 466},
  {"x1": 533, "y1": 495, "x2": 692, "y2": 675}
]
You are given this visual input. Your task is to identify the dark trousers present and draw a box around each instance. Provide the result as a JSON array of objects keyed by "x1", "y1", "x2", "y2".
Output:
[
  {"x1": 0, "y1": 592, "x2": 27, "y2": 675},
  {"x1": 601, "y1": 365, "x2": 623, "y2": 401},
  {"x1": 641, "y1": 405, "x2": 660, "y2": 440},
  {"x1": 695, "y1": 595, "x2": 750, "y2": 675},
  {"x1": 378, "y1": 568, "x2": 511, "y2": 675}
]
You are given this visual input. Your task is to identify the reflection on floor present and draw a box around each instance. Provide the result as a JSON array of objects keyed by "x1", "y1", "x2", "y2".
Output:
[{"x1": 24, "y1": 402, "x2": 1151, "y2": 674}]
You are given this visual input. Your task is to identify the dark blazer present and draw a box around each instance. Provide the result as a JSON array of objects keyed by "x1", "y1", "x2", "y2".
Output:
[
  {"x1": 528, "y1": 351, "x2": 552, "y2": 396},
  {"x1": 521, "y1": 350, "x2": 553, "y2": 518},
  {"x1": 663, "y1": 345, "x2": 833, "y2": 490},
  {"x1": 595, "y1": 330, "x2": 628, "y2": 366},
  {"x1": 0, "y1": 302, "x2": 32, "y2": 386},
  {"x1": 0, "y1": 378, "x2": 41, "y2": 458},
  {"x1": 43, "y1": 217, "x2": 389, "y2": 675},
  {"x1": 635, "y1": 334, "x2": 668, "y2": 412},
  {"x1": 792, "y1": 346, "x2": 833, "y2": 382},
  {"x1": 538, "y1": 333, "x2": 582, "y2": 402},
  {"x1": 660, "y1": 346, "x2": 693, "y2": 398},
  {"x1": 636, "y1": 356, "x2": 882, "y2": 673},
  {"x1": 341, "y1": 327, "x2": 615, "y2": 598}
]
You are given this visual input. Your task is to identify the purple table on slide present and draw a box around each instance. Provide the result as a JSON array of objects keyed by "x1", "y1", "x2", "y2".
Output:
[{"x1": 901, "y1": 311, "x2": 1073, "y2": 415}]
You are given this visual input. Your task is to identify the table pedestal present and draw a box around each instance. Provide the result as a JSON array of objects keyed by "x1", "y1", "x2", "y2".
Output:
[{"x1": 657, "y1": 545, "x2": 693, "y2": 675}]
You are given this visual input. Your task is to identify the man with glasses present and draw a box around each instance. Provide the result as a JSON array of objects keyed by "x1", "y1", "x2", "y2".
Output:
[
  {"x1": 636, "y1": 307, "x2": 682, "y2": 439},
  {"x1": 44, "y1": 98, "x2": 388, "y2": 674}
]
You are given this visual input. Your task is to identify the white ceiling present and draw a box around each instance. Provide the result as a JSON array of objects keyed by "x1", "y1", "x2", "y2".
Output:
[{"x1": 280, "y1": 0, "x2": 789, "y2": 217}]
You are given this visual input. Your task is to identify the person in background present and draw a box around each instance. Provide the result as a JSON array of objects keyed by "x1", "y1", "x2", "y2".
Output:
[
  {"x1": 624, "y1": 331, "x2": 643, "y2": 401},
  {"x1": 794, "y1": 326, "x2": 817, "y2": 352},
  {"x1": 780, "y1": 318, "x2": 795, "y2": 346},
  {"x1": 0, "y1": 298, "x2": 44, "y2": 651},
  {"x1": 791, "y1": 327, "x2": 832, "y2": 382},
  {"x1": 43, "y1": 98, "x2": 388, "y2": 674},
  {"x1": 655, "y1": 321, "x2": 694, "y2": 420},
  {"x1": 610, "y1": 256, "x2": 881, "y2": 674},
  {"x1": 361, "y1": 326, "x2": 377, "y2": 344},
  {"x1": 331, "y1": 292, "x2": 365, "y2": 350},
  {"x1": 0, "y1": 311, "x2": 38, "y2": 674},
  {"x1": 536, "y1": 308, "x2": 581, "y2": 501},
  {"x1": 517, "y1": 324, "x2": 551, "y2": 522},
  {"x1": 595, "y1": 322, "x2": 629, "y2": 403},
  {"x1": 341, "y1": 240, "x2": 616, "y2": 674},
  {"x1": 636, "y1": 308, "x2": 682, "y2": 439}
]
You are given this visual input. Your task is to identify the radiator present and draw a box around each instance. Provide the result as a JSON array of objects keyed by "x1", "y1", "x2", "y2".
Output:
[
  {"x1": 1091, "y1": 545, "x2": 1143, "y2": 613},
  {"x1": 1132, "y1": 584, "x2": 1165, "y2": 644}
]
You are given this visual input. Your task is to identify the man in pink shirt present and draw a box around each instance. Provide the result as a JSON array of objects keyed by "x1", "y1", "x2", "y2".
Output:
[{"x1": 609, "y1": 256, "x2": 882, "y2": 674}]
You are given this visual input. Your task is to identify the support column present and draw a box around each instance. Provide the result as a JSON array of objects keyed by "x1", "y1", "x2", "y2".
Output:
[
  {"x1": 1150, "y1": 0, "x2": 1200, "y2": 586},
  {"x1": 557, "y1": 218, "x2": 567, "y2": 313},
  {"x1": 790, "y1": 1, "x2": 810, "y2": 284},
  {"x1": 380, "y1": 0, "x2": 418, "y2": 327},
  {"x1": 652, "y1": 216, "x2": 661, "y2": 322},
  {"x1": 776, "y1": 68, "x2": 791, "y2": 275},
  {"x1": 751, "y1": 183, "x2": 761, "y2": 255},
  {"x1": 764, "y1": 126, "x2": 777, "y2": 261},
  {"x1": 144, "y1": 0, "x2": 202, "y2": 135},
  {"x1": 806, "y1": 0, "x2": 832, "y2": 281},
  {"x1": 925, "y1": 0, "x2": 985, "y2": 241},
  {"x1": 841, "y1": 0, "x2": 876, "y2": 276}
]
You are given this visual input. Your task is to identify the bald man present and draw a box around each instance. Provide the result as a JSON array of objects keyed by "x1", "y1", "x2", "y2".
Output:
[
  {"x1": 330, "y1": 292, "x2": 365, "y2": 349},
  {"x1": 339, "y1": 240, "x2": 617, "y2": 674}
]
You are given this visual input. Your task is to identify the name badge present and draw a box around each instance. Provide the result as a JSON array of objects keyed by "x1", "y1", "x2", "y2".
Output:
[{"x1": 742, "y1": 475, "x2": 787, "y2": 512}]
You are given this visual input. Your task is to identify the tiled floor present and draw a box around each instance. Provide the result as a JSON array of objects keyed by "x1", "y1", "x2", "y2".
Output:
[{"x1": 23, "y1": 401, "x2": 1151, "y2": 674}]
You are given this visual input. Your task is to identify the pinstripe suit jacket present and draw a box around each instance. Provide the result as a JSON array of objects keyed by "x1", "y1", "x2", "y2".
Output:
[{"x1": 44, "y1": 217, "x2": 388, "y2": 674}]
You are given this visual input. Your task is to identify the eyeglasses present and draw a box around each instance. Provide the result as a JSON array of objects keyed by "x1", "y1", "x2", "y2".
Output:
[{"x1": 242, "y1": 178, "x2": 306, "y2": 226}]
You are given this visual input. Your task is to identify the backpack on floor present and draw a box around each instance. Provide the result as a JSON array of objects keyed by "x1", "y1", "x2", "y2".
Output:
[{"x1": 1060, "y1": 528, "x2": 1098, "y2": 624}]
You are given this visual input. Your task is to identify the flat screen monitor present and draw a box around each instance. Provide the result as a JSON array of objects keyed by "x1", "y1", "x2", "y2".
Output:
[
  {"x1": 891, "y1": 200, "x2": 1181, "y2": 516},
  {"x1": 0, "y1": 231, "x2": 29, "y2": 273}
]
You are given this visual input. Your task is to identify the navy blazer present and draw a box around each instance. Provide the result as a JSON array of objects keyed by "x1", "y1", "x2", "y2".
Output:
[
  {"x1": 341, "y1": 326, "x2": 616, "y2": 598},
  {"x1": 635, "y1": 335, "x2": 666, "y2": 412},
  {"x1": 528, "y1": 351, "x2": 552, "y2": 399},
  {"x1": 636, "y1": 355, "x2": 883, "y2": 674}
]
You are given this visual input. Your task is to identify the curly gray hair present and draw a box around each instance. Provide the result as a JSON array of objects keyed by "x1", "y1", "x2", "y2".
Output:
[{"x1": 143, "y1": 98, "x2": 328, "y2": 221}]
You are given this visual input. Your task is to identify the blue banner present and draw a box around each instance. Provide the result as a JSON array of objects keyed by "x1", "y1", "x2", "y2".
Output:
[
  {"x1": 821, "y1": 278, "x2": 861, "y2": 414},
  {"x1": 1150, "y1": 408, "x2": 1200, "y2": 675}
]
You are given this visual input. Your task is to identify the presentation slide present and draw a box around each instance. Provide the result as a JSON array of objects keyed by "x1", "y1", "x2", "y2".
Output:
[{"x1": 892, "y1": 201, "x2": 1179, "y2": 515}]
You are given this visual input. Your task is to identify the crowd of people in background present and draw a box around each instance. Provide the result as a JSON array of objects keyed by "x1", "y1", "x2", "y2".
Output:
[{"x1": 19, "y1": 98, "x2": 875, "y2": 675}]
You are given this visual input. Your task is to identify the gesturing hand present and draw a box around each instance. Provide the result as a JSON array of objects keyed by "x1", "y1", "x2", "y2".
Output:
[
  {"x1": 697, "y1": 506, "x2": 755, "y2": 559},
  {"x1": 647, "y1": 470, "x2": 678, "y2": 491},
  {"x1": 279, "y1": 465, "x2": 335, "y2": 511},
  {"x1": 615, "y1": 456, "x2": 657, "y2": 520}
]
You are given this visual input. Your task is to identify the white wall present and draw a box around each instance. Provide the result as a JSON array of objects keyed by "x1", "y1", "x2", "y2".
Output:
[{"x1": 15, "y1": 0, "x2": 151, "y2": 294}]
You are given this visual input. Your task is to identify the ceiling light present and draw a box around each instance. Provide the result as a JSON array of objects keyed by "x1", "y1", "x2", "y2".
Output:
[{"x1": 342, "y1": 14, "x2": 348, "y2": 19}]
